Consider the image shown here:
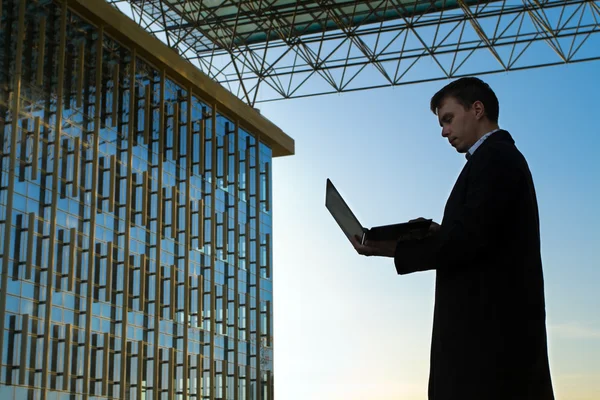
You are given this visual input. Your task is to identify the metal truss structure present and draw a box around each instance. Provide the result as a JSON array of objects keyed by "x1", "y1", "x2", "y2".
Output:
[{"x1": 107, "y1": 0, "x2": 600, "y2": 106}]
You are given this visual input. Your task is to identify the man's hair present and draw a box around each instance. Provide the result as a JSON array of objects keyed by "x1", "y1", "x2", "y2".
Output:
[{"x1": 430, "y1": 77, "x2": 499, "y2": 123}]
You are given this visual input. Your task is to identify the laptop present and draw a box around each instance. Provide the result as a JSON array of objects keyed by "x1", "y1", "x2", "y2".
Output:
[{"x1": 325, "y1": 178, "x2": 432, "y2": 246}]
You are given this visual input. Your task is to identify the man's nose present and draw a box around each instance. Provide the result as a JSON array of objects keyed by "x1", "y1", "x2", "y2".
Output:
[{"x1": 441, "y1": 127, "x2": 450, "y2": 137}]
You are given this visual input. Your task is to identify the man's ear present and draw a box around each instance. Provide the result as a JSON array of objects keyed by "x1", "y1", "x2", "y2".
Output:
[{"x1": 473, "y1": 100, "x2": 485, "y2": 120}]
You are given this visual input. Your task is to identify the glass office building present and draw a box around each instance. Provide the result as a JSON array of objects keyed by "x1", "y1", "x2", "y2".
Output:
[{"x1": 0, "y1": 1, "x2": 294, "y2": 399}]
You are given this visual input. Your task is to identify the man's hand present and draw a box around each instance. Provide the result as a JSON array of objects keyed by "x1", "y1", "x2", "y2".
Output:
[
  {"x1": 409, "y1": 217, "x2": 441, "y2": 236},
  {"x1": 351, "y1": 219, "x2": 441, "y2": 258},
  {"x1": 351, "y1": 235, "x2": 397, "y2": 257}
]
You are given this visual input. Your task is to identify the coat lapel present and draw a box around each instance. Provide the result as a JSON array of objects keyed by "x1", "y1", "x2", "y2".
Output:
[{"x1": 442, "y1": 130, "x2": 515, "y2": 224}]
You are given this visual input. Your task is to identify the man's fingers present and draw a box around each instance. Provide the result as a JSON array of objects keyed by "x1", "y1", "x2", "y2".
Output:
[
  {"x1": 350, "y1": 235, "x2": 367, "y2": 255},
  {"x1": 351, "y1": 238, "x2": 375, "y2": 256},
  {"x1": 350, "y1": 235, "x2": 363, "y2": 250},
  {"x1": 357, "y1": 245, "x2": 372, "y2": 256}
]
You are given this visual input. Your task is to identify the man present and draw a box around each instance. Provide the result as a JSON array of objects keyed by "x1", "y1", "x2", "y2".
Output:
[{"x1": 353, "y1": 77, "x2": 554, "y2": 399}]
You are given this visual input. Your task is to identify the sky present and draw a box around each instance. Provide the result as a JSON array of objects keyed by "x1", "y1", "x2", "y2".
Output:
[{"x1": 259, "y1": 62, "x2": 600, "y2": 400}]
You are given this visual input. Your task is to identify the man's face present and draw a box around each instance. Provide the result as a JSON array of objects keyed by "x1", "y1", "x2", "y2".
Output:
[{"x1": 437, "y1": 96, "x2": 479, "y2": 153}]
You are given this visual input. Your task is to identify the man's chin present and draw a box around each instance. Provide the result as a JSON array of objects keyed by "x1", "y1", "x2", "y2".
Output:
[{"x1": 450, "y1": 141, "x2": 467, "y2": 153}]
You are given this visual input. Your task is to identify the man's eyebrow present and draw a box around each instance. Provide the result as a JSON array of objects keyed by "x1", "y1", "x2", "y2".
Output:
[{"x1": 439, "y1": 113, "x2": 452, "y2": 125}]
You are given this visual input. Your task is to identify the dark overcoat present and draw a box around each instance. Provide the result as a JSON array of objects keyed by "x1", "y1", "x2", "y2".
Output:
[{"x1": 395, "y1": 130, "x2": 554, "y2": 400}]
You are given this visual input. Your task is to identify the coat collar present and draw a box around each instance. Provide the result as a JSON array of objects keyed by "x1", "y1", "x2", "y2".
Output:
[{"x1": 465, "y1": 129, "x2": 514, "y2": 161}]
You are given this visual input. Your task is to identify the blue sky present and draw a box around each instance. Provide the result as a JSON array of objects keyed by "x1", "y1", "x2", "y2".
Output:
[{"x1": 261, "y1": 62, "x2": 600, "y2": 400}]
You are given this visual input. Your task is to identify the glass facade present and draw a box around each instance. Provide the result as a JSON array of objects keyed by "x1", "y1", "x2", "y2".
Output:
[{"x1": 0, "y1": 1, "x2": 283, "y2": 399}]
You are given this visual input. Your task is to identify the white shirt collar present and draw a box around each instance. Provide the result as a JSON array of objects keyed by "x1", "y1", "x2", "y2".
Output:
[{"x1": 466, "y1": 128, "x2": 500, "y2": 160}]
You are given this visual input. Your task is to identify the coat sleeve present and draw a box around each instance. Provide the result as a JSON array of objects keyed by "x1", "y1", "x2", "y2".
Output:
[{"x1": 394, "y1": 145, "x2": 522, "y2": 275}]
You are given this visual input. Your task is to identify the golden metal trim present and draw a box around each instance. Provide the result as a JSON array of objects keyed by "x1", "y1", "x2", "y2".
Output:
[
  {"x1": 112, "y1": 64, "x2": 119, "y2": 128},
  {"x1": 171, "y1": 264, "x2": 176, "y2": 317},
  {"x1": 245, "y1": 220, "x2": 251, "y2": 269},
  {"x1": 222, "y1": 359, "x2": 228, "y2": 398},
  {"x1": 224, "y1": 122, "x2": 230, "y2": 184},
  {"x1": 173, "y1": 101, "x2": 179, "y2": 161},
  {"x1": 144, "y1": 84, "x2": 151, "y2": 144},
  {"x1": 198, "y1": 199, "x2": 204, "y2": 248},
  {"x1": 63, "y1": 324, "x2": 72, "y2": 390},
  {"x1": 200, "y1": 115, "x2": 206, "y2": 176},
  {"x1": 120, "y1": 48, "x2": 137, "y2": 400},
  {"x1": 196, "y1": 353, "x2": 203, "y2": 398},
  {"x1": 168, "y1": 347, "x2": 175, "y2": 399},
  {"x1": 245, "y1": 364, "x2": 251, "y2": 400},
  {"x1": 142, "y1": 170, "x2": 148, "y2": 226},
  {"x1": 198, "y1": 274, "x2": 204, "y2": 321},
  {"x1": 137, "y1": 341, "x2": 145, "y2": 400},
  {"x1": 265, "y1": 233, "x2": 271, "y2": 279},
  {"x1": 106, "y1": 242, "x2": 113, "y2": 302},
  {"x1": 68, "y1": 228, "x2": 76, "y2": 292},
  {"x1": 41, "y1": 2, "x2": 67, "y2": 396},
  {"x1": 162, "y1": 187, "x2": 167, "y2": 237},
  {"x1": 183, "y1": 87, "x2": 193, "y2": 400},
  {"x1": 255, "y1": 145, "x2": 263, "y2": 400},
  {"x1": 140, "y1": 254, "x2": 147, "y2": 310},
  {"x1": 19, "y1": 120, "x2": 29, "y2": 182},
  {"x1": 109, "y1": 155, "x2": 116, "y2": 213},
  {"x1": 172, "y1": 187, "x2": 178, "y2": 239},
  {"x1": 233, "y1": 120, "x2": 240, "y2": 400},
  {"x1": 267, "y1": 370, "x2": 273, "y2": 400},
  {"x1": 210, "y1": 104, "x2": 218, "y2": 400},
  {"x1": 36, "y1": 16, "x2": 47, "y2": 86},
  {"x1": 19, "y1": 314, "x2": 29, "y2": 385},
  {"x1": 130, "y1": 173, "x2": 138, "y2": 227},
  {"x1": 60, "y1": 139, "x2": 69, "y2": 199},
  {"x1": 77, "y1": 41, "x2": 85, "y2": 108},
  {"x1": 73, "y1": 136, "x2": 80, "y2": 197},
  {"x1": 188, "y1": 276, "x2": 194, "y2": 313},
  {"x1": 245, "y1": 146, "x2": 250, "y2": 196},
  {"x1": 32, "y1": 116, "x2": 40, "y2": 180},
  {"x1": 245, "y1": 292, "x2": 251, "y2": 339},
  {"x1": 234, "y1": 122, "x2": 240, "y2": 198},
  {"x1": 26, "y1": 213, "x2": 35, "y2": 280},
  {"x1": 153, "y1": 69, "x2": 166, "y2": 399},
  {"x1": 102, "y1": 333, "x2": 110, "y2": 396},
  {"x1": 266, "y1": 300, "x2": 271, "y2": 347},
  {"x1": 223, "y1": 283, "x2": 228, "y2": 334},
  {"x1": 265, "y1": 162, "x2": 270, "y2": 212},
  {"x1": 223, "y1": 206, "x2": 229, "y2": 260}
]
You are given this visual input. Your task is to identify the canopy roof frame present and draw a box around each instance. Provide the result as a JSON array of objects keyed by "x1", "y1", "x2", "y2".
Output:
[{"x1": 107, "y1": 0, "x2": 600, "y2": 105}]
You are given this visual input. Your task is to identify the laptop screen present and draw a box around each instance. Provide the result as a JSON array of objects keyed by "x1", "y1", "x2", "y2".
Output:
[{"x1": 325, "y1": 179, "x2": 364, "y2": 243}]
